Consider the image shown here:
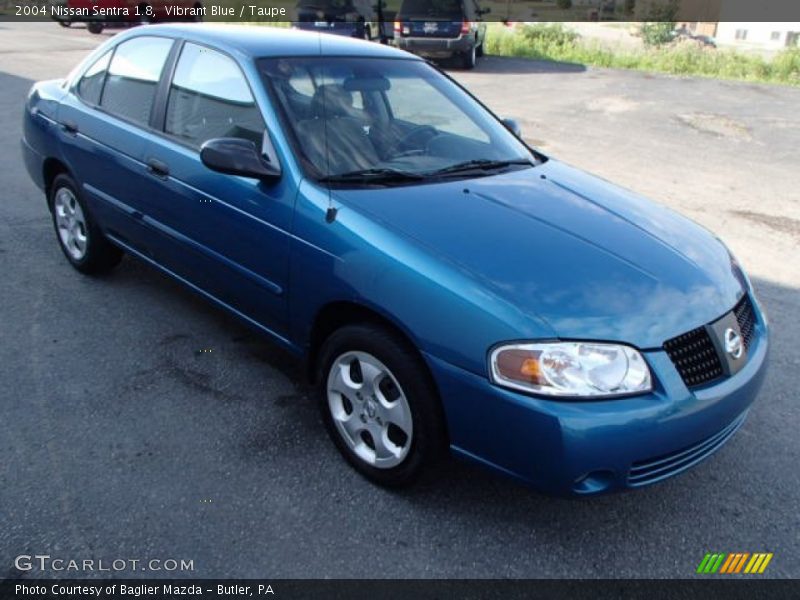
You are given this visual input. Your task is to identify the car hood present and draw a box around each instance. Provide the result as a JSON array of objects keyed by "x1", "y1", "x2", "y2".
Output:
[{"x1": 332, "y1": 160, "x2": 747, "y2": 349}]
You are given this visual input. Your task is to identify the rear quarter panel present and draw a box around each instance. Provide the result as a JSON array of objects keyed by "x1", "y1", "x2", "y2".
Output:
[{"x1": 22, "y1": 80, "x2": 69, "y2": 192}]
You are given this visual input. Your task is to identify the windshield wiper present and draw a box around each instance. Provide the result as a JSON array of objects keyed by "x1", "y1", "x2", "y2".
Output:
[
  {"x1": 427, "y1": 159, "x2": 533, "y2": 177},
  {"x1": 319, "y1": 168, "x2": 425, "y2": 185}
]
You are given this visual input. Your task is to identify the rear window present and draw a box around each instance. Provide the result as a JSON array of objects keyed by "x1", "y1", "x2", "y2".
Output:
[
  {"x1": 76, "y1": 50, "x2": 111, "y2": 105},
  {"x1": 398, "y1": 0, "x2": 463, "y2": 18}
]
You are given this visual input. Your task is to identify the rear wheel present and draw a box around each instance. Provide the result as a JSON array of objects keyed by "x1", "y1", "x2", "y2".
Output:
[
  {"x1": 87, "y1": 22, "x2": 104, "y2": 34},
  {"x1": 476, "y1": 39, "x2": 484, "y2": 57},
  {"x1": 49, "y1": 174, "x2": 122, "y2": 274},
  {"x1": 317, "y1": 324, "x2": 446, "y2": 487},
  {"x1": 58, "y1": 20, "x2": 71, "y2": 27},
  {"x1": 461, "y1": 43, "x2": 476, "y2": 69}
]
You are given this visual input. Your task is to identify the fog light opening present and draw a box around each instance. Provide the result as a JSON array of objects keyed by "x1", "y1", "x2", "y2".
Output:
[{"x1": 573, "y1": 470, "x2": 615, "y2": 494}]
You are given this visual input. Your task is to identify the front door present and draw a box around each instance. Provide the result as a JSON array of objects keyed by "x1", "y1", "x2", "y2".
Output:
[{"x1": 137, "y1": 42, "x2": 294, "y2": 340}]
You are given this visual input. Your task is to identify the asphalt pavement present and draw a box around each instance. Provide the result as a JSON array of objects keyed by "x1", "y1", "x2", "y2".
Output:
[{"x1": 1, "y1": 23, "x2": 799, "y2": 579}]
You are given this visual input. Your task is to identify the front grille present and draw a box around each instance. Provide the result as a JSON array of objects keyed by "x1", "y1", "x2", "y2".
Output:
[
  {"x1": 628, "y1": 412, "x2": 747, "y2": 487},
  {"x1": 663, "y1": 326, "x2": 724, "y2": 388},
  {"x1": 734, "y1": 295, "x2": 756, "y2": 351}
]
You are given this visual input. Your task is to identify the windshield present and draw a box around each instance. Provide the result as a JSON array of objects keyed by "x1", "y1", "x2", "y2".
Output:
[{"x1": 258, "y1": 57, "x2": 536, "y2": 185}]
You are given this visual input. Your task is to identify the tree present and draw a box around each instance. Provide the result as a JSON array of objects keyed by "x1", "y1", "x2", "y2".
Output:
[{"x1": 639, "y1": 0, "x2": 678, "y2": 46}]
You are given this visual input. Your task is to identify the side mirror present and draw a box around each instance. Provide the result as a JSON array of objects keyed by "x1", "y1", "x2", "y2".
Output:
[
  {"x1": 200, "y1": 138, "x2": 281, "y2": 180},
  {"x1": 502, "y1": 118, "x2": 522, "y2": 138}
]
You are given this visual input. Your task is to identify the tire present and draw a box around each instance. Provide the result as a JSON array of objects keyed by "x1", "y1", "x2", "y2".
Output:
[
  {"x1": 461, "y1": 43, "x2": 476, "y2": 69},
  {"x1": 476, "y1": 40, "x2": 484, "y2": 57},
  {"x1": 191, "y1": 2, "x2": 203, "y2": 21},
  {"x1": 58, "y1": 20, "x2": 71, "y2": 27},
  {"x1": 364, "y1": 25, "x2": 371, "y2": 41},
  {"x1": 49, "y1": 173, "x2": 123, "y2": 275},
  {"x1": 317, "y1": 324, "x2": 446, "y2": 487},
  {"x1": 87, "y1": 22, "x2": 104, "y2": 34}
]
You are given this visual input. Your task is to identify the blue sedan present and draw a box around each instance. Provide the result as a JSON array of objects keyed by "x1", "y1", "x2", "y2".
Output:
[{"x1": 21, "y1": 24, "x2": 768, "y2": 495}]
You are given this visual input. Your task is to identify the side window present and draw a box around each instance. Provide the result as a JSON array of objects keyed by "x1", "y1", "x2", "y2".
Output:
[
  {"x1": 100, "y1": 37, "x2": 173, "y2": 127},
  {"x1": 77, "y1": 50, "x2": 111, "y2": 105},
  {"x1": 165, "y1": 43, "x2": 264, "y2": 148}
]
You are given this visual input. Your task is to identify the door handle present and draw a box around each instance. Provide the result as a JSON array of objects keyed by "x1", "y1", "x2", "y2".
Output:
[
  {"x1": 61, "y1": 119, "x2": 78, "y2": 135},
  {"x1": 146, "y1": 158, "x2": 170, "y2": 178}
]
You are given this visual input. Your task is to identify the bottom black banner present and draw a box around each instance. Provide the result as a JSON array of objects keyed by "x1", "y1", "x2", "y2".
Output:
[{"x1": 1, "y1": 579, "x2": 799, "y2": 600}]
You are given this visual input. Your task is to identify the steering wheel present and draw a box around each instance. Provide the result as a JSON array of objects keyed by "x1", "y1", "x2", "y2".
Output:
[{"x1": 388, "y1": 125, "x2": 438, "y2": 158}]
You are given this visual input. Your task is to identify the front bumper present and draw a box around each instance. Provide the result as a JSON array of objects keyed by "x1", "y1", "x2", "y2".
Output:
[
  {"x1": 425, "y1": 297, "x2": 769, "y2": 496},
  {"x1": 395, "y1": 34, "x2": 473, "y2": 58}
]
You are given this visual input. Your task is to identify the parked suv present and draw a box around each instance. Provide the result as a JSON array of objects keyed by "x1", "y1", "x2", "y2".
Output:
[
  {"x1": 393, "y1": 0, "x2": 488, "y2": 68},
  {"x1": 293, "y1": 0, "x2": 372, "y2": 39}
]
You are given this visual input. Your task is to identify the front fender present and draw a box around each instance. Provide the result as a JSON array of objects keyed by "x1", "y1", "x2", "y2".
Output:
[{"x1": 288, "y1": 180, "x2": 555, "y2": 375}]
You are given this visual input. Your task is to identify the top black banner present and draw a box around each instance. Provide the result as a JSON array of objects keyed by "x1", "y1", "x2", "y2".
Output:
[{"x1": 2, "y1": 0, "x2": 800, "y2": 23}]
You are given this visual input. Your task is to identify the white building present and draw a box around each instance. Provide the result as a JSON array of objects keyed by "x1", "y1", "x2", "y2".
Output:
[{"x1": 714, "y1": 22, "x2": 800, "y2": 49}]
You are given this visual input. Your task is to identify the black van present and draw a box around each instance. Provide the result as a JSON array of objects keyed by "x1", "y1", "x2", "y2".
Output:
[{"x1": 393, "y1": 0, "x2": 489, "y2": 69}]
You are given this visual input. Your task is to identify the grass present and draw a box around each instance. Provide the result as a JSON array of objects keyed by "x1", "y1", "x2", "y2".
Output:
[{"x1": 484, "y1": 24, "x2": 800, "y2": 87}]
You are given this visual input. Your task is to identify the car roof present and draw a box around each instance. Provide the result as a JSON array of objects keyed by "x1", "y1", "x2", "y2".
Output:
[{"x1": 129, "y1": 24, "x2": 418, "y2": 60}]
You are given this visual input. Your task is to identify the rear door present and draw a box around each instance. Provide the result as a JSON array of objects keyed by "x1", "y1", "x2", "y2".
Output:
[
  {"x1": 138, "y1": 42, "x2": 294, "y2": 339},
  {"x1": 58, "y1": 36, "x2": 175, "y2": 254}
]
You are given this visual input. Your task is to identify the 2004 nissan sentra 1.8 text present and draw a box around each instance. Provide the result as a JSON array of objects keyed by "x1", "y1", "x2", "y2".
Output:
[{"x1": 21, "y1": 25, "x2": 768, "y2": 495}]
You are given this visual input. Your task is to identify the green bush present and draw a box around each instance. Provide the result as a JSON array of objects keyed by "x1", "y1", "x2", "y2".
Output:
[
  {"x1": 640, "y1": 22, "x2": 675, "y2": 47},
  {"x1": 483, "y1": 25, "x2": 800, "y2": 86},
  {"x1": 519, "y1": 24, "x2": 579, "y2": 46}
]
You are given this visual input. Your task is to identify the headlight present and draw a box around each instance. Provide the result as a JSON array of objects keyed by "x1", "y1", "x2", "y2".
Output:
[{"x1": 489, "y1": 342, "x2": 652, "y2": 398}]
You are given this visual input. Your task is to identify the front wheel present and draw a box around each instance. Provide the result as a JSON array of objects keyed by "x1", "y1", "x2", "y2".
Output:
[
  {"x1": 87, "y1": 22, "x2": 104, "y2": 34},
  {"x1": 317, "y1": 324, "x2": 446, "y2": 487},
  {"x1": 58, "y1": 20, "x2": 71, "y2": 27},
  {"x1": 49, "y1": 174, "x2": 122, "y2": 274}
]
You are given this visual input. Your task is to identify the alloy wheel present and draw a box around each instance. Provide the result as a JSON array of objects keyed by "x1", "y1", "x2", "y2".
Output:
[
  {"x1": 326, "y1": 351, "x2": 413, "y2": 469},
  {"x1": 54, "y1": 187, "x2": 88, "y2": 261}
]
